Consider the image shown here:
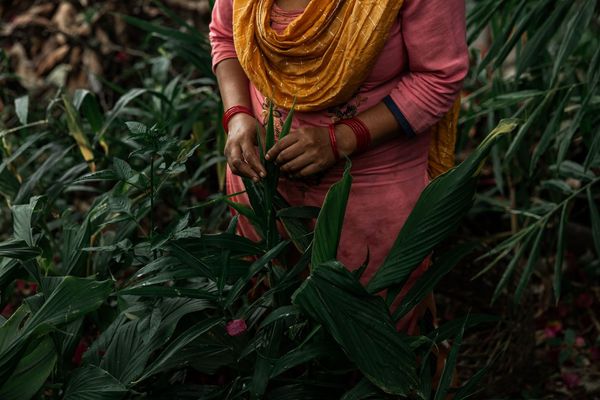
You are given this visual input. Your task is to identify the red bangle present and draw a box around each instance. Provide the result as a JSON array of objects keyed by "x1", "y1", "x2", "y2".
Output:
[
  {"x1": 328, "y1": 123, "x2": 341, "y2": 161},
  {"x1": 336, "y1": 117, "x2": 371, "y2": 154},
  {"x1": 222, "y1": 105, "x2": 254, "y2": 133}
]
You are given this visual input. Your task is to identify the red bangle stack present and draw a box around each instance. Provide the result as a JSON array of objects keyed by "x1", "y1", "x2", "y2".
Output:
[
  {"x1": 328, "y1": 123, "x2": 341, "y2": 161},
  {"x1": 222, "y1": 105, "x2": 255, "y2": 133},
  {"x1": 336, "y1": 117, "x2": 371, "y2": 154}
]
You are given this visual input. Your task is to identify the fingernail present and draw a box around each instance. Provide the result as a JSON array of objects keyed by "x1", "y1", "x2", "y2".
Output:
[
  {"x1": 265, "y1": 154, "x2": 270, "y2": 160},
  {"x1": 260, "y1": 172, "x2": 266, "y2": 178}
]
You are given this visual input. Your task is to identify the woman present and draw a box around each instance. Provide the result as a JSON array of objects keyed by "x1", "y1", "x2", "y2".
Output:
[{"x1": 209, "y1": 0, "x2": 469, "y2": 334}]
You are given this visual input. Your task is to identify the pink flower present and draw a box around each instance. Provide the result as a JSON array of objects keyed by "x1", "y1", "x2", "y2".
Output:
[
  {"x1": 544, "y1": 321, "x2": 563, "y2": 339},
  {"x1": 561, "y1": 372, "x2": 581, "y2": 389},
  {"x1": 575, "y1": 337, "x2": 586, "y2": 348},
  {"x1": 543, "y1": 328, "x2": 557, "y2": 339},
  {"x1": 71, "y1": 338, "x2": 89, "y2": 366},
  {"x1": 115, "y1": 51, "x2": 130, "y2": 63},
  {"x1": 226, "y1": 319, "x2": 247, "y2": 336}
]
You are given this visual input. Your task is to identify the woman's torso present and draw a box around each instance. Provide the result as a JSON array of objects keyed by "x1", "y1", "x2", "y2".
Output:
[{"x1": 247, "y1": 0, "x2": 430, "y2": 176}]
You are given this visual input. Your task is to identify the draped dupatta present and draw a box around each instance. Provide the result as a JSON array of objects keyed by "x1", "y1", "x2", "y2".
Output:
[{"x1": 233, "y1": 0, "x2": 405, "y2": 111}]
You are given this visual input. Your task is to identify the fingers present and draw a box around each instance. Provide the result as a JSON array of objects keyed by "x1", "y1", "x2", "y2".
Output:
[
  {"x1": 279, "y1": 153, "x2": 315, "y2": 175},
  {"x1": 295, "y1": 163, "x2": 323, "y2": 178},
  {"x1": 242, "y1": 142, "x2": 266, "y2": 178},
  {"x1": 265, "y1": 134, "x2": 298, "y2": 162},
  {"x1": 226, "y1": 143, "x2": 260, "y2": 182},
  {"x1": 273, "y1": 142, "x2": 305, "y2": 166}
]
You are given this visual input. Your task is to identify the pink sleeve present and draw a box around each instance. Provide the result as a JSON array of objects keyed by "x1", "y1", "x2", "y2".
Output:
[
  {"x1": 387, "y1": 0, "x2": 469, "y2": 135},
  {"x1": 208, "y1": 0, "x2": 238, "y2": 72}
]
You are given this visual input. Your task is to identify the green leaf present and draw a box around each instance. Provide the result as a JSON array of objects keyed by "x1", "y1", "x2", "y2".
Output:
[
  {"x1": 0, "y1": 239, "x2": 41, "y2": 260},
  {"x1": 392, "y1": 243, "x2": 475, "y2": 322},
  {"x1": 466, "y1": 0, "x2": 506, "y2": 45},
  {"x1": 530, "y1": 87, "x2": 573, "y2": 175},
  {"x1": 553, "y1": 203, "x2": 569, "y2": 303},
  {"x1": 63, "y1": 95, "x2": 96, "y2": 170},
  {"x1": 505, "y1": 90, "x2": 554, "y2": 161},
  {"x1": 588, "y1": 187, "x2": 600, "y2": 257},
  {"x1": 453, "y1": 358, "x2": 493, "y2": 400},
  {"x1": 341, "y1": 378, "x2": 382, "y2": 400},
  {"x1": 14, "y1": 95, "x2": 29, "y2": 125},
  {"x1": 292, "y1": 261, "x2": 418, "y2": 395},
  {"x1": 0, "y1": 278, "x2": 109, "y2": 382},
  {"x1": 584, "y1": 130, "x2": 600, "y2": 172},
  {"x1": 74, "y1": 89, "x2": 104, "y2": 134},
  {"x1": 11, "y1": 195, "x2": 43, "y2": 246},
  {"x1": 278, "y1": 100, "x2": 295, "y2": 140},
  {"x1": 556, "y1": 46, "x2": 600, "y2": 166},
  {"x1": 550, "y1": 0, "x2": 596, "y2": 85},
  {"x1": 124, "y1": 121, "x2": 147, "y2": 135},
  {"x1": 515, "y1": 0, "x2": 572, "y2": 77},
  {"x1": 367, "y1": 120, "x2": 519, "y2": 293},
  {"x1": 312, "y1": 160, "x2": 352, "y2": 266},
  {"x1": 0, "y1": 337, "x2": 57, "y2": 400},
  {"x1": 491, "y1": 228, "x2": 535, "y2": 304},
  {"x1": 433, "y1": 314, "x2": 468, "y2": 400},
  {"x1": 250, "y1": 319, "x2": 284, "y2": 397},
  {"x1": 514, "y1": 220, "x2": 547, "y2": 303},
  {"x1": 64, "y1": 365, "x2": 127, "y2": 400},
  {"x1": 224, "y1": 240, "x2": 290, "y2": 308},
  {"x1": 270, "y1": 343, "x2": 329, "y2": 379},
  {"x1": 63, "y1": 218, "x2": 92, "y2": 275},
  {"x1": 98, "y1": 318, "x2": 153, "y2": 385},
  {"x1": 73, "y1": 170, "x2": 118, "y2": 184},
  {"x1": 118, "y1": 286, "x2": 218, "y2": 301},
  {"x1": 426, "y1": 314, "x2": 498, "y2": 346},
  {"x1": 473, "y1": 1, "x2": 525, "y2": 74},
  {"x1": 113, "y1": 158, "x2": 136, "y2": 181},
  {"x1": 137, "y1": 317, "x2": 222, "y2": 381},
  {"x1": 25, "y1": 277, "x2": 112, "y2": 332},
  {"x1": 258, "y1": 305, "x2": 301, "y2": 329},
  {"x1": 100, "y1": 89, "x2": 148, "y2": 137}
]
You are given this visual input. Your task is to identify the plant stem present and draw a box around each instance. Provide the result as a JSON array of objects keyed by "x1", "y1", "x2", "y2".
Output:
[
  {"x1": 0, "y1": 120, "x2": 49, "y2": 138},
  {"x1": 150, "y1": 152, "x2": 156, "y2": 260}
]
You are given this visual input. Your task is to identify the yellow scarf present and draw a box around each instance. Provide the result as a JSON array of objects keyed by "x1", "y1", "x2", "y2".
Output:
[{"x1": 232, "y1": 0, "x2": 459, "y2": 178}]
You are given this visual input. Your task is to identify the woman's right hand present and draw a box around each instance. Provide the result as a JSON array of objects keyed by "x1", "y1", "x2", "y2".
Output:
[{"x1": 224, "y1": 113, "x2": 267, "y2": 182}]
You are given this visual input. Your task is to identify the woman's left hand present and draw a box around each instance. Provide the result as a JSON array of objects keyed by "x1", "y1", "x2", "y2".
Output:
[{"x1": 265, "y1": 126, "x2": 336, "y2": 178}]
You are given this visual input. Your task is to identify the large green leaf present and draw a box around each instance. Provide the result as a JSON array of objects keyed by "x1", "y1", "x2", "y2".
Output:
[
  {"x1": 64, "y1": 365, "x2": 127, "y2": 400},
  {"x1": 25, "y1": 277, "x2": 112, "y2": 331},
  {"x1": 137, "y1": 317, "x2": 222, "y2": 382},
  {"x1": 367, "y1": 119, "x2": 519, "y2": 293},
  {"x1": 0, "y1": 277, "x2": 109, "y2": 382},
  {"x1": 0, "y1": 275, "x2": 107, "y2": 380},
  {"x1": 0, "y1": 337, "x2": 56, "y2": 400},
  {"x1": 11, "y1": 195, "x2": 43, "y2": 246},
  {"x1": 311, "y1": 160, "x2": 352, "y2": 266},
  {"x1": 292, "y1": 261, "x2": 418, "y2": 396},
  {"x1": 0, "y1": 239, "x2": 41, "y2": 260},
  {"x1": 73, "y1": 89, "x2": 105, "y2": 135}
]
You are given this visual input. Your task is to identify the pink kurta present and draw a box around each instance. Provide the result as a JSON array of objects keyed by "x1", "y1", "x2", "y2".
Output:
[{"x1": 209, "y1": 0, "x2": 468, "y2": 333}]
